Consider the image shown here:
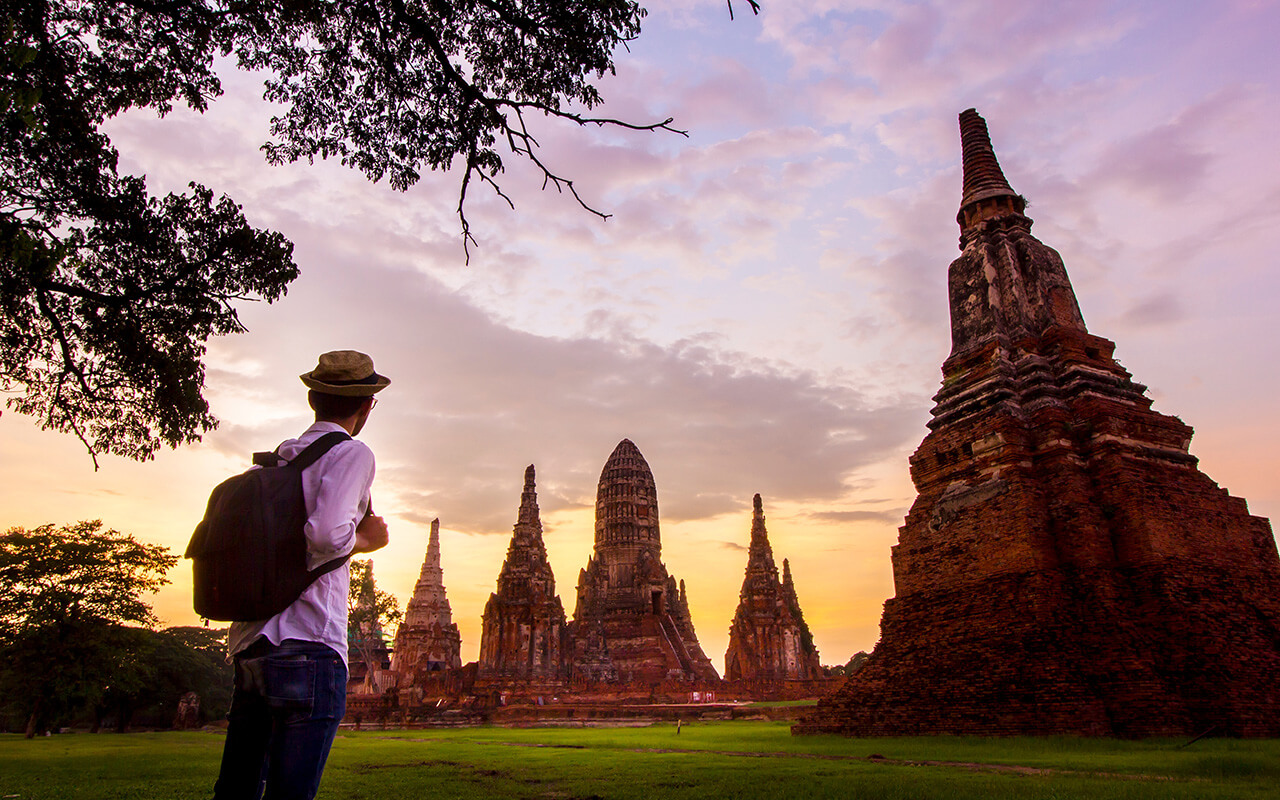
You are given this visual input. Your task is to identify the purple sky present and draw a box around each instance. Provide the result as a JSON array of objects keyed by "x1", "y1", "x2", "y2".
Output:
[{"x1": 4, "y1": 0, "x2": 1278, "y2": 671}]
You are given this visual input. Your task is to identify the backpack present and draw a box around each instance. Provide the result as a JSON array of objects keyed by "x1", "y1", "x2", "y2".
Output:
[{"x1": 185, "y1": 431, "x2": 353, "y2": 621}]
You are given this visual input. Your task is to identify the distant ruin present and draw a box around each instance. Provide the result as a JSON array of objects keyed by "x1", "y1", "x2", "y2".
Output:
[
  {"x1": 795, "y1": 109, "x2": 1280, "y2": 737},
  {"x1": 391, "y1": 518, "x2": 462, "y2": 675},
  {"x1": 724, "y1": 494, "x2": 822, "y2": 683},
  {"x1": 355, "y1": 440, "x2": 844, "y2": 724},
  {"x1": 569, "y1": 439, "x2": 720, "y2": 684},
  {"x1": 476, "y1": 465, "x2": 569, "y2": 690}
]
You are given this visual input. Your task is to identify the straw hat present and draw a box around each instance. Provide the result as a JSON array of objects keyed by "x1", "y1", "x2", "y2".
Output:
[{"x1": 300, "y1": 350, "x2": 391, "y2": 396}]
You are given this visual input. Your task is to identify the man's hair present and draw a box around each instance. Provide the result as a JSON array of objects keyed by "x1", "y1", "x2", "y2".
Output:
[{"x1": 308, "y1": 390, "x2": 370, "y2": 420}]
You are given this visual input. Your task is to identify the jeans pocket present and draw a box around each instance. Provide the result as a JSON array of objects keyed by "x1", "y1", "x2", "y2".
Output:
[{"x1": 262, "y1": 658, "x2": 317, "y2": 725}]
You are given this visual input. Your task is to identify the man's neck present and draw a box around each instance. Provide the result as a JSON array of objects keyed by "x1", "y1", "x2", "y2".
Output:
[{"x1": 315, "y1": 415, "x2": 360, "y2": 435}]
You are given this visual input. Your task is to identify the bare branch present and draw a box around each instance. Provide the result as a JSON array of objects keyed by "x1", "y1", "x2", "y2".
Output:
[
  {"x1": 49, "y1": 367, "x2": 101, "y2": 470},
  {"x1": 497, "y1": 99, "x2": 689, "y2": 137},
  {"x1": 728, "y1": 1, "x2": 762, "y2": 21}
]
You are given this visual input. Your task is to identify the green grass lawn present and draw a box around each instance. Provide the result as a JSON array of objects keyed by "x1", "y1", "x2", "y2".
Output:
[{"x1": 4, "y1": 721, "x2": 1279, "y2": 799}]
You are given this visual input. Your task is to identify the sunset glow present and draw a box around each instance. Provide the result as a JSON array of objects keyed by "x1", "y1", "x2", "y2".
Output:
[{"x1": 3, "y1": 0, "x2": 1277, "y2": 674}]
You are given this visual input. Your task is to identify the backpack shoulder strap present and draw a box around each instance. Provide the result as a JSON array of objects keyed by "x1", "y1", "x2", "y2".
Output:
[
  {"x1": 287, "y1": 431, "x2": 353, "y2": 471},
  {"x1": 286, "y1": 430, "x2": 360, "y2": 579},
  {"x1": 309, "y1": 554, "x2": 351, "y2": 581}
]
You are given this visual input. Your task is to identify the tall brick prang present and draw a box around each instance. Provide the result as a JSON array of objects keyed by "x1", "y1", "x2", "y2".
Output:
[
  {"x1": 570, "y1": 440, "x2": 719, "y2": 683},
  {"x1": 478, "y1": 465, "x2": 569, "y2": 686},
  {"x1": 725, "y1": 495, "x2": 822, "y2": 681},
  {"x1": 390, "y1": 518, "x2": 462, "y2": 674},
  {"x1": 797, "y1": 109, "x2": 1280, "y2": 737}
]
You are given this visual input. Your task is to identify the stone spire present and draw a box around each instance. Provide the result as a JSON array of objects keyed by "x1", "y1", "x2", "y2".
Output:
[
  {"x1": 957, "y1": 108, "x2": 1025, "y2": 230},
  {"x1": 499, "y1": 465, "x2": 553, "y2": 587},
  {"x1": 390, "y1": 518, "x2": 462, "y2": 673},
  {"x1": 798, "y1": 110, "x2": 1280, "y2": 738},
  {"x1": 594, "y1": 439, "x2": 661, "y2": 559},
  {"x1": 516, "y1": 463, "x2": 539, "y2": 527},
  {"x1": 478, "y1": 465, "x2": 568, "y2": 684},
  {"x1": 780, "y1": 558, "x2": 818, "y2": 664},
  {"x1": 725, "y1": 495, "x2": 822, "y2": 682},
  {"x1": 946, "y1": 109, "x2": 1086, "y2": 363},
  {"x1": 422, "y1": 519, "x2": 443, "y2": 584},
  {"x1": 748, "y1": 493, "x2": 776, "y2": 568},
  {"x1": 742, "y1": 493, "x2": 779, "y2": 597}
]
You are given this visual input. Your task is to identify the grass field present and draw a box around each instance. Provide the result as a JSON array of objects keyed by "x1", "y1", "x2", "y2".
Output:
[{"x1": 4, "y1": 720, "x2": 1280, "y2": 799}]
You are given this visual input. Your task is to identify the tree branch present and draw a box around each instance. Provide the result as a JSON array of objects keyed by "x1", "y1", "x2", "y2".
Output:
[
  {"x1": 33, "y1": 288, "x2": 96, "y2": 403},
  {"x1": 728, "y1": 1, "x2": 762, "y2": 21},
  {"x1": 496, "y1": 99, "x2": 688, "y2": 136}
]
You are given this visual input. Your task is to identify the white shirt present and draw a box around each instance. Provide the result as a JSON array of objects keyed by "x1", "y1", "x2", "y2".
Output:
[{"x1": 228, "y1": 421, "x2": 376, "y2": 668}]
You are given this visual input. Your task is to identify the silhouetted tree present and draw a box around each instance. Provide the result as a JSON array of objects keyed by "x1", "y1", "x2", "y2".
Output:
[
  {"x1": 0, "y1": 521, "x2": 176, "y2": 737},
  {"x1": 824, "y1": 650, "x2": 870, "y2": 677},
  {"x1": 89, "y1": 625, "x2": 232, "y2": 731},
  {"x1": 151, "y1": 626, "x2": 233, "y2": 724},
  {"x1": 3, "y1": 0, "x2": 682, "y2": 463}
]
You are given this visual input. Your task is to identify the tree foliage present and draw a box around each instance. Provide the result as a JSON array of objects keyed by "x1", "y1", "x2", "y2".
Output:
[
  {"x1": 824, "y1": 650, "x2": 870, "y2": 677},
  {"x1": 348, "y1": 558, "x2": 402, "y2": 692},
  {"x1": 2, "y1": 6, "x2": 298, "y2": 465},
  {"x1": 3, "y1": 0, "x2": 671, "y2": 463},
  {"x1": 239, "y1": 0, "x2": 672, "y2": 246},
  {"x1": 0, "y1": 520, "x2": 177, "y2": 736},
  {"x1": 89, "y1": 625, "x2": 232, "y2": 732}
]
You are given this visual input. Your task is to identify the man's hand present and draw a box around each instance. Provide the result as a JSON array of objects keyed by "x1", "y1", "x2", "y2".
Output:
[{"x1": 353, "y1": 512, "x2": 389, "y2": 553}]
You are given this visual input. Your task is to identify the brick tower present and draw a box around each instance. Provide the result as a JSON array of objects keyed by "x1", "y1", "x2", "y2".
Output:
[
  {"x1": 477, "y1": 465, "x2": 569, "y2": 686},
  {"x1": 796, "y1": 109, "x2": 1280, "y2": 737},
  {"x1": 725, "y1": 494, "x2": 822, "y2": 681},
  {"x1": 570, "y1": 440, "x2": 719, "y2": 683},
  {"x1": 390, "y1": 518, "x2": 462, "y2": 674}
]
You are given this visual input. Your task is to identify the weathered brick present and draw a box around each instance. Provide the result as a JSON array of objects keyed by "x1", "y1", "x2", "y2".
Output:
[
  {"x1": 390, "y1": 517, "x2": 462, "y2": 675},
  {"x1": 796, "y1": 109, "x2": 1280, "y2": 738},
  {"x1": 725, "y1": 494, "x2": 823, "y2": 681}
]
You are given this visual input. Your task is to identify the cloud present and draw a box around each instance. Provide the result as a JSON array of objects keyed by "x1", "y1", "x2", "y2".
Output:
[
  {"x1": 1118, "y1": 291, "x2": 1186, "y2": 328},
  {"x1": 53, "y1": 487, "x2": 124, "y2": 498},
  {"x1": 200, "y1": 252, "x2": 920, "y2": 535},
  {"x1": 1089, "y1": 121, "x2": 1212, "y2": 203},
  {"x1": 806, "y1": 508, "x2": 906, "y2": 524},
  {"x1": 763, "y1": 0, "x2": 1135, "y2": 130}
]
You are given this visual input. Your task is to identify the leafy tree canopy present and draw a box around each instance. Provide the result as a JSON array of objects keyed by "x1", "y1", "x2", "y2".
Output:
[
  {"x1": 2, "y1": 0, "x2": 670, "y2": 464},
  {"x1": 88, "y1": 625, "x2": 233, "y2": 732},
  {"x1": 0, "y1": 520, "x2": 177, "y2": 736},
  {"x1": 0, "y1": 519, "x2": 177, "y2": 633}
]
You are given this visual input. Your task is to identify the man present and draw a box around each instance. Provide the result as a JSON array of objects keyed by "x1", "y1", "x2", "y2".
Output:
[{"x1": 214, "y1": 350, "x2": 391, "y2": 800}]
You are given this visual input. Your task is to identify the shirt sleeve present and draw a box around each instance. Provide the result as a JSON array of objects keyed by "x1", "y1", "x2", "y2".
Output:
[{"x1": 303, "y1": 439, "x2": 376, "y2": 570}]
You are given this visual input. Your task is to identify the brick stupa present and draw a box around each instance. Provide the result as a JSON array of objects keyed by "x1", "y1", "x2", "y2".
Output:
[
  {"x1": 797, "y1": 109, "x2": 1280, "y2": 737},
  {"x1": 390, "y1": 518, "x2": 462, "y2": 674},
  {"x1": 477, "y1": 465, "x2": 569, "y2": 688},
  {"x1": 570, "y1": 440, "x2": 720, "y2": 683},
  {"x1": 725, "y1": 495, "x2": 822, "y2": 681}
]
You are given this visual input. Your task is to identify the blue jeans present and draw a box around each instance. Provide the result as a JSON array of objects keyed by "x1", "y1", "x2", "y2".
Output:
[{"x1": 214, "y1": 638, "x2": 347, "y2": 800}]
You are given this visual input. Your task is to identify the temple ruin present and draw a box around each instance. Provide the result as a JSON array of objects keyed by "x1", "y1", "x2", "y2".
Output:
[
  {"x1": 724, "y1": 495, "x2": 822, "y2": 682},
  {"x1": 569, "y1": 439, "x2": 720, "y2": 683},
  {"x1": 477, "y1": 465, "x2": 569, "y2": 689},
  {"x1": 796, "y1": 109, "x2": 1280, "y2": 737},
  {"x1": 359, "y1": 441, "x2": 830, "y2": 725},
  {"x1": 390, "y1": 518, "x2": 462, "y2": 675}
]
